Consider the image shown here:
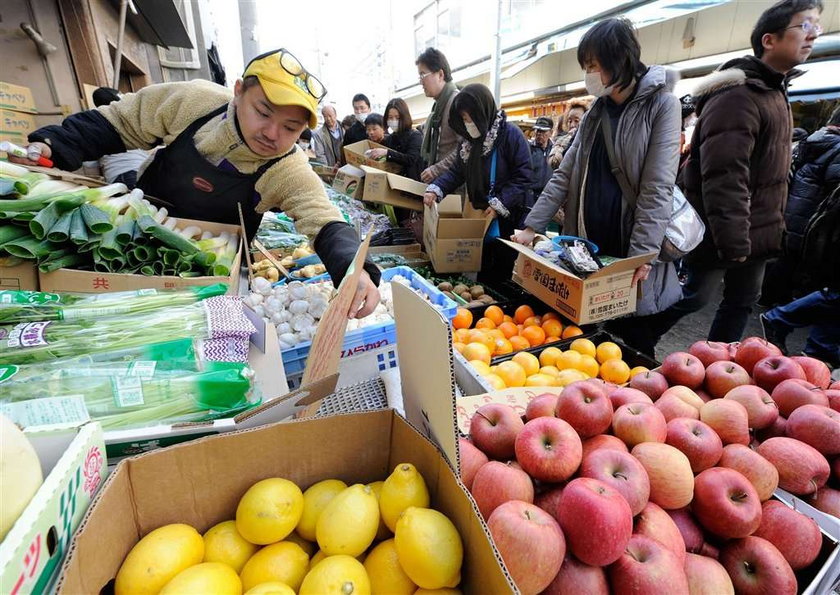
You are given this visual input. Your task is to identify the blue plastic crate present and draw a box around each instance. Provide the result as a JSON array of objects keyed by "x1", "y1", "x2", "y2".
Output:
[{"x1": 280, "y1": 266, "x2": 457, "y2": 376}]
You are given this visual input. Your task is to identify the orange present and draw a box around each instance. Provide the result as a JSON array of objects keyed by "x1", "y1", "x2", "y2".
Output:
[
  {"x1": 511, "y1": 352, "x2": 540, "y2": 377},
  {"x1": 541, "y1": 319, "x2": 563, "y2": 338},
  {"x1": 569, "y1": 338, "x2": 597, "y2": 358},
  {"x1": 453, "y1": 342, "x2": 466, "y2": 354},
  {"x1": 521, "y1": 326, "x2": 546, "y2": 347},
  {"x1": 496, "y1": 361, "x2": 527, "y2": 388},
  {"x1": 452, "y1": 308, "x2": 473, "y2": 330},
  {"x1": 514, "y1": 305, "x2": 535, "y2": 324},
  {"x1": 556, "y1": 350, "x2": 582, "y2": 371},
  {"x1": 523, "y1": 316, "x2": 543, "y2": 328},
  {"x1": 509, "y1": 336, "x2": 530, "y2": 352},
  {"x1": 538, "y1": 346, "x2": 563, "y2": 368},
  {"x1": 475, "y1": 317, "x2": 496, "y2": 330},
  {"x1": 468, "y1": 330, "x2": 495, "y2": 352},
  {"x1": 596, "y1": 341, "x2": 623, "y2": 364},
  {"x1": 493, "y1": 337, "x2": 513, "y2": 356},
  {"x1": 498, "y1": 322, "x2": 518, "y2": 339},
  {"x1": 469, "y1": 360, "x2": 492, "y2": 376},
  {"x1": 556, "y1": 368, "x2": 588, "y2": 387},
  {"x1": 629, "y1": 366, "x2": 649, "y2": 378},
  {"x1": 576, "y1": 354, "x2": 601, "y2": 379},
  {"x1": 561, "y1": 325, "x2": 584, "y2": 339},
  {"x1": 486, "y1": 329, "x2": 505, "y2": 341},
  {"x1": 539, "y1": 365, "x2": 560, "y2": 378},
  {"x1": 525, "y1": 374, "x2": 557, "y2": 387},
  {"x1": 484, "y1": 305, "x2": 505, "y2": 326},
  {"x1": 485, "y1": 374, "x2": 507, "y2": 390},
  {"x1": 453, "y1": 328, "x2": 470, "y2": 344},
  {"x1": 463, "y1": 342, "x2": 491, "y2": 364},
  {"x1": 542, "y1": 312, "x2": 561, "y2": 321},
  {"x1": 544, "y1": 337, "x2": 560, "y2": 344},
  {"x1": 503, "y1": 315, "x2": 514, "y2": 324},
  {"x1": 600, "y1": 359, "x2": 631, "y2": 384}
]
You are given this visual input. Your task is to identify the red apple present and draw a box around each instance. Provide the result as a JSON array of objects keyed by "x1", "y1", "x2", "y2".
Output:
[
  {"x1": 634, "y1": 501, "x2": 687, "y2": 566},
  {"x1": 458, "y1": 438, "x2": 489, "y2": 490},
  {"x1": 580, "y1": 449, "x2": 650, "y2": 516},
  {"x1": 628, "y1": 370, "x2": 669, "y2": 401},
  {"x1": 666, "y1": 508, "x2": 705, "y2": 553},
  {"x1": 689, "y1": 340, "x2": 732, "y2": 368},
  {"x1": 631, "y1": 442, "x2": 694, "y2": 510},
  {"x1": 752, "y1": 356, "x2": 806, "y2": 393},
  {"x1": 469, "y1": 403, "x2": 524, "y2": 460},
  {"x1": 753, "y1": 500, "x2": 821, "y2": 570},
  {"x1": 718, "y1": 444, "x2": 779, "y2": 502},
  {"x1": 557, "y1": 477, "x2": 633, "y2": 566},
  {"x1": 471, "y1": 461, "x2": 534, "y2": 519},
  {"x1": 609, "y1": 387, "x2": 654, "y2": 409},
  {"x1": 661, "y1": 386, "x2": 705, "y2": 412},
  {"x1": 534, "y1": 484, "x2": 564, "y2": 523},
  {"x1": 515, "y1": 417, "x2": 582, "y2": 482},
  {"x1": 525, "y1": 393, "x2": 559, "y2": 421},
  {"x1": 581, "y1": 434, "x2": 628, "y2": 459},
  {"x1": 699, "y1": 542, "x2": 720, "y2": 559},
  {"x1": 805, "y1": 486, "x2": 840, "y2": 517},
  {"x1": 684, "y1": 553, "x2": 734, "y2": 595},
  {"x1": 755, "y1": 415, "x2": 788, "y2": 442},
  {"x1": 584, "y1": 377, "x2": 616, "y2": 395},
  {"x1": 608, "y1": 534, "x2": 689, "y2": 595},
  {"x1": 771, "y1": 378, "x2": 828, "y2": 417},
  {"x1": 833, "y1": 457, "x2": 840, "y2": 483},
  {"x1": 786, "y1": 404, "x2": 840, "y2": 456},
  {"x1": 665, "y1": 418, "x2": 723, "y2": 473},
  {"x1": 723, "y1": 385, "x2": 778, "y2": 430},
  {"x1": 734, "y1": 337, "x2": 783, "y2": 375},
  {"x1": 696, "y1": 389, "x2": 714, "y2": 403},
  {"x1": 656, "y1": 394, "x2": 700, "y2": 422},
  {"x1": 487, "y1": 500, "x2": 565, "y2": 594},
  {"x1": 699, "y1": 399, "x2": 750, "y2": 445},
  {"x1": 791, "y1": 355, "x2": 831, "y2": 389},
  {"x1": 612, "y1": 403, "x2": 667, "y2": 448},
  {"x1": 827, "y1": 389, "x2": 840, "y2": 412},
  {"x1": 555, "y1": 382, "x2": 614, "y2": 438},
  {"x1": 542, "y1": 553, "x2": 609, "y2": 595},
  {"x1": 832, "y1": 380, "x2": 840, "y2": 390},
  {"x1": 756, "y1": 437, "x2": 830, "y2": 496},
  {"x1": 661, "y1": 352, "x2": 705, "y2": 390},
  {"x1": 705, "y1": 360, "x2": 751, "y2": 399},
  {"x1": 692, "y1": 467, "x2": 762, "y2": 539},
  {"x1": 719, "y1": 536, "x2": 796, "y2": 595}
]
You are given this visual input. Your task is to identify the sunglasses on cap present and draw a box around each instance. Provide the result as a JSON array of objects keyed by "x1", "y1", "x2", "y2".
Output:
[{"x1": 246, "y1": 48, "x2": 327, "y2": 101}]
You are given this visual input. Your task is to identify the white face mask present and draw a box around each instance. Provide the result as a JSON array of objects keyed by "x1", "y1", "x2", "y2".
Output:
[
  {"x1": 464, "y1": 121, "x2": 481, "y2": 139},
  {"x1": 584, "y1": 70, "x2": 613, "y2": 98},
  {"x1": 355, "y1": 112, "x2": 368, "y2": 123},
  {"x1": 299, "y1": 141, "x2": 310, "y2": 150},
  {"x1": 387, "y1": 119, "x2": 400, "y2": 131}
]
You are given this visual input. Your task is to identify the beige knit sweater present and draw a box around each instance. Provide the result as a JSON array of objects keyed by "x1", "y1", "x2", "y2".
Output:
[{"x1": 98, "y1": 79, "x2": 343, "y2": 239}]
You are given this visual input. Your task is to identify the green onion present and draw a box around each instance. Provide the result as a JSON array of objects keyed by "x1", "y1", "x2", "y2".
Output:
[
  {"x1": 39, "y1": 253, "x2": 86, "y2": 273},
  {"x1": 0, "y1": 225, "x2": 30, "y2": 248},
  {"x1": 80, "y1": 204, "x2": 113, "y2": 234},
  {"x1": 4, "y1": 237, "x2": 55, "y2": 260},
  {"x1": 69, "y1": 209, "x2": 88, "y2": 245},
  {"x1": 46, "y1": 209, "x2": 75, "y2": 243}
]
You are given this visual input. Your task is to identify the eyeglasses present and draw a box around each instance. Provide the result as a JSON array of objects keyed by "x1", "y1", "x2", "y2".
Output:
[
  {"x1": 418, "y1": 71, "x2": 434, "y2": 81},
  {"x1": 266, "y1": 48, "x2": 327, "y2": 101},
  {"x1": 786, "y1": 21, "x2": 822, "y2": 36}
]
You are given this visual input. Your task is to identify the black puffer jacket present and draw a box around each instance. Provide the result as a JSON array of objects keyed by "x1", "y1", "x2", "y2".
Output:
[{"x1": 785, "y1": 127, "x2": 840, "y2": 256}]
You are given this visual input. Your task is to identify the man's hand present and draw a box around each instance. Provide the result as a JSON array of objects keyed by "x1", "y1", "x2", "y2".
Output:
[
  {"x1": 348, "y1": 269, "x2": 380, "y2": 319},
  {"x1": 423, "y1": 192, "x2": 437, "y2": 207},
  {"x1": 420, "y1": 168, "x2": 435, "y2": 183},
  {"x1": 632, "y1": 264, "x2": 652, "y2": 285},
  {"x1": 367, "y1": 148, "x2": 387, "y2": 159},
  {"x1": 511, "y1": 227, "x2": 536, "y2": 246},
  {"x1": 6, "y1": 142, "x2": 51, "y2": 167}
]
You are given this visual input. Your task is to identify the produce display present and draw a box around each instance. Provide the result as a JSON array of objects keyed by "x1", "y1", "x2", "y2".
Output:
[
  {"x1": 113, "y1": 464, "x2": 464, "y2": 594},
  {"x1": 458, "y1": 336, "x2": 840, "y2": 594},
  {"x1": 0, "y1": 413, "x2": 43, "y2": 541},
  {"x1": 323, "y1": 184, "x2": 391, "y2": 238}
]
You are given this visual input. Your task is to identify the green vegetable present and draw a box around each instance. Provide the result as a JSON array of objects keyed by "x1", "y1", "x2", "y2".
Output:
[
  {"x1": 46, "y1": 209, "x2": 75, "y2": 243},
  {"x1": 79, "y1": 204, "x2": 113, "y2": 234},
  {"x1": 68, "y1": 209, "x2": 88, "y2": 245}
]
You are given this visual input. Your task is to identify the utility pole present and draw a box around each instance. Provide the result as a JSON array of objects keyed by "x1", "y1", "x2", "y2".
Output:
[
  {"x1": 239, "y1": 0, "x2": 259, "y2": 64},
  {"x1": 488, "y1": 0, "x2": 503, "y2": 105}
]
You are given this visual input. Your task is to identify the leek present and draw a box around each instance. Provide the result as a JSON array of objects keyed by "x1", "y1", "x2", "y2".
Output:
[
  {"x1": 69, "y1": 209, "x2": 88, "y2": 245},
  {"x1": 46, "y1": 209, "x2": 75, "y2": 243},
  {"x1": 79, "y1": 204, "x2": 113, "y2": 234}
]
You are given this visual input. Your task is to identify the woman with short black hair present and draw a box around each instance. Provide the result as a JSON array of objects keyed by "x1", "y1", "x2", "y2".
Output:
[{"x1": 366, "y1": 98, "x2": 423, "y2": 181}]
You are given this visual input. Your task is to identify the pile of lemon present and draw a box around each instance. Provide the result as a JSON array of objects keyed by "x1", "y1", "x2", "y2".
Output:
[
  {"x1": 469, "y1": 338, "x2": 649, "y2": 389},
  {"x1": 114, "y1": 464, "x2": 463, "y2": 595}
]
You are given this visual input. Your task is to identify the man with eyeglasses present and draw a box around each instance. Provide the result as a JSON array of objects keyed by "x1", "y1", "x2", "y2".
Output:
[
  {"x1": 416, "y1": 48, "x2": 460, "y2": 184},
  {"x1": 10, "y1": 48, "x2": 381, "y2": 318}
]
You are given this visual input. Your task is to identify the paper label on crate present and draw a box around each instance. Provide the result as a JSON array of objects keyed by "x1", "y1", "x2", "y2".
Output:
[
  {"x1": 112, "y1": 376, "x2": 144, "y2": 407},
  {"x1": 2, "y1": 321, "x2": 51, "y2": 348},
  {"x1": 0, "y1": 395, "x2": 90, "y2": 426},
  {"x1": 0, "y1": 290, "x2": 61, "y2": 304}
]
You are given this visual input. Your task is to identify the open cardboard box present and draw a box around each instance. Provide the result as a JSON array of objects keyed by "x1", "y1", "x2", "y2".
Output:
[
  {"x1": 0, "y1": 261, "x2": 38, "y2": 291},
  {"x1": 424, "y1": 194, "x2": 491, "y2": 273},
  {"x1": 343, "y1": 139, "x2": 401, "y2": 173},
  {"x1": 331, "y1": 164, "x2": 365, "y2": 199},
  {"x1": 360, "y1": 165, "x2": 427, "y2": 212}
]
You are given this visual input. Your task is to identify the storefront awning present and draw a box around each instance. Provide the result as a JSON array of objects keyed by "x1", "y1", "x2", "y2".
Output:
[{"x1": 114, "y1": 0, "x2": 193, "y2": 49}]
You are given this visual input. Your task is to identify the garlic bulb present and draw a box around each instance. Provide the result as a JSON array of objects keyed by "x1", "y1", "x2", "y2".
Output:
[
  {"x1": 288, "y1": 299, "x2": 310, "y2": 315},
  {"x1": 253, "y1": 276, "x2": 272, "y2": 295},
  {"x1": 288, "y1": 281, "x2": 308, "y2": 300},
  {"x1": 291, "y1": 313, "x2": 316, "y2": 332},
  {"x1": 276, "y1": 322, "x2": 292, "y2": 335}
]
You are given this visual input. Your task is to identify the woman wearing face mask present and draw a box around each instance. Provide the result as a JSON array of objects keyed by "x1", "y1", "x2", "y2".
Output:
[
  {"x1": 424, "y1": 83, "x2": 534, "y2": 284},
  {"x1": 366, "y1": 98, "x2": 423, "y2": 181},
  {"x1": 512, "y1": 18, "x2": 682, "y2": 356}
]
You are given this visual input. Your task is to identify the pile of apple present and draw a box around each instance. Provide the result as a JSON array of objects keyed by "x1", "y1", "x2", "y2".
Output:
[{"x1": 458, "y1": 336, "x2": 839, "y2": 595}]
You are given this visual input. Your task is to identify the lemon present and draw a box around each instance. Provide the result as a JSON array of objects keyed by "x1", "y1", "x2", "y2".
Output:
[
  {"x1": 160, "y1": 562, "x2": 242, "y2": 595},
  {"x1": 204, "y1": 520, "x2": 259, "y2": 573},
  {"x1": 394, "y1": 508, "x2": 462, "y2": 590},
  {"x1": 300, "y1": 555, "x2": 371, "y2": 595},
  {"x1": 379, "y1": 464, "x2": 430, "y2": 532},
  {"x1": 115, "y1": 523, "x2": 204, "y2": 595},
  {"x1": 244, "y1": 582, "x2": 296, "y2": 595},
  {"x1": 310, "y1": 549, "x2": 328, "y2": 570},
  {"x1": 236, "y1": 478, "x2": 304, "y2": 545},
  {"x1": 414, "y1": 589, "x2": 463, "y2": 594},
  {"x1": 296, "y1": 479, "x2": 347, "y2": 541},
  {"x1": 367, "y1": 481, "x2": 392, "y2": 540},
  {"x1": 316, "y1": 484, "x2": 380, "y2": 556},
  {"x1": 285, "y1": 530, "x2": 318, "y2": 557},
  {"x1": 240, "y1": 541, "x2": 309, "y2": 592},
  {"x1": 364, "y1": 539, "x2": 416, "y2": 594}
]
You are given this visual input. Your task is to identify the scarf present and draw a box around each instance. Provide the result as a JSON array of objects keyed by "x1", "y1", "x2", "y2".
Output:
[{"x1": 420, "y1": 81, "x2": 458, "y2": 165}]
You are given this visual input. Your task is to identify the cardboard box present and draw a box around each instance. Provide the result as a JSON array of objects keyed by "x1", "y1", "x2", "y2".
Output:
[
  {"x1": 0, "y1": 82, "x2": 37, "y2": 114},
  {"x1": 0, "y1": 262, "x2": 38, "y2": 291},
  {"x1": 343, "y1": 139, "x2": 401, "y2": 173},
  {"x1": 424, "y1": 195, "x2": 490, "y2": 273},
  {"x1": 0, "y1": 109, "x2": 37, "y2": 147},
  {"x1": 360, "y1": 165, "x2": 426, "y2": 212},
  {"x1": 331, "y1": 164, "x2": 365, "y2": 198},
  {"x1": 38, "y1": 219, "x2": 242, "y2": 294},
  {"x1": 0, "y1": 422, "x2": 106, "y2": 595},
  {"x1": 503, "y1": 239, "x2": 657, "y2": 325}
]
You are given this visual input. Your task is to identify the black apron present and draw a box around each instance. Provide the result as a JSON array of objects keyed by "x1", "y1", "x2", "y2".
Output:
[{"x1": 137, "y1": 105, "x2": 291, "y2": 239}]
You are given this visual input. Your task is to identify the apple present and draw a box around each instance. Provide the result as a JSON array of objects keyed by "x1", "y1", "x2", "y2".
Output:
[
  {"x1": 771, "y1": 378, "x2": 828, "y2": 417},
  {"x1": 832, "y1": 380, "x2": 840, "y2": 390},
  {"x1": 534, "y1": 484, "x2": 564, "y2": 523},
  {"x1": 699, "y1": 399, "x2": 750, "y2": 445},
  {"x1": 612, "y1": 403, "x2": 667, "y2": 448},
  {"x1": 469, "y1": 403, "x2": 524, "y2": 460},
  {"x1": 628, "y1": 370, "x2": 669, "y2": 401},
  {"x1": 665, "y1": 418, "x2": 723, "y2": 473},
  {"x1": 791, "y1": 355, "x2": 831, "y2": 389},
  {"x1": 542, "y1": 553, "x2": 609, "y2": 595},
  {"x1": 684, "y1": 553, "x2": 734, "y2": 595},
  {"x1": 631, "y1": 442, "x2": 694, "y2": 510},
  {"x1": 609, "y1": 387, "x2": 654, "y2": 409},
  {"x1": 515, "y1": 417, "x2": 582, "y2": 482},
  {"x1": 805, "y1": 486, "x2": 840, "y2": 517},
  {"x1": 471, "y1": 461, "x2": 534, "y2": 519},
  {"x1": 833, "y1": 457, "x2": 840, "y2": 483},
  {"x1": 661, "y1": 386, "x2": 705, "y2": 412},
  {"x1": 720, "y1": 537, "x2": 796, "y2": 595},
  {"x1": 634, "y1": 501, "x2": 687, "y2": 566},
  {"x1": 718, "y1": 444, "x2": 779, "y2": 502},
  {"x1": 705, "y1": 361, "x2": 751, "y2": 399},
  {"x1": 695, "y1": 388, "x2": 714, "y2": 403},
  {"x1": 666, "y1": 508, "x2": 704, "y2": 553},
  {"x1": 756, "y1": 437, "x2": 830, "y2": 495},
  {"x1": 525, "y1": 393, "x2": 559, "y2": 421},
  {"x1": 581, "y1": 434, "x2": 628, "y2": 459},
  {"x1": 723, "y1": 385, "x2": 778, "y2": 430},
  {"x1": 752, "y1": 356, "x2": 806, "y2": 393},
  {"x1": 583, "y1": 378, "x2": 616, "y2": 395},
  {"x1": 755, "y1": 415, "x2": 788, "y2": 442},
  {"x1": 661, "y1": 352, "x2": 705, "y2": 389},
  {"x1": 579, "y1": 449, "x2": 650, "y2": 516},
  {"x1": 487, "y1": 500, "x2": 565, "y2": 594},
  {"x1": 753, "y1": 500, "x2": 821, "y2": 570},
  {"x1": 557, "y1": 477, "x2": 633, "y2": 566},
  {"x1": 555, "y1": 382, "x2": 614, "y2": 438},
  {"x1": 699, "y1": 541, "x2": 720, "y2": 559},
  {"x1": 655, "y1": 394, "x2": 700, "y2": 422},
  {"x1": 608, "y1": 534, "x2": 690, "y2": 595},
  {"x1": 786, "y1": 404, "x2": 840, "y2": 456},
  {"x1": 689, "y1": 340, "x2": 732, "y2": 367},
  {"x1": 734, "y1": 337, "x2": 783, "y2": 375},
  {"x1": 458, "y1": 438, "x2": 489, "y2": 490},
  {"x1": 827, "y1": 389, "x2": 840, "y2": 412},
  {"x1": 692, "y1": 467, "x2": 762, "y2": 539}
]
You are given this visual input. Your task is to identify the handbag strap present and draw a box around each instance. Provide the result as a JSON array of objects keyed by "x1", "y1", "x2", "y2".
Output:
[
  {"x1": 488, "y1": 148, "x2": 498, "y2": 197},
  {"x1": 600, "y1": 110, "x2": 637, "y2": 210}
]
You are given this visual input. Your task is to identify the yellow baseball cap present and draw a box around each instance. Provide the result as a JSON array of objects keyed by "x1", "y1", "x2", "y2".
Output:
[{"x1": 243, "y1": 49, "x2": 324, "y2": 129}]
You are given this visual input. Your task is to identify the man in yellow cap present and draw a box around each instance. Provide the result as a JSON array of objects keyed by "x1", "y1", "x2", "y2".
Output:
[{"x1": 10, "y1": 48, "x2": 380, "y2": 317}]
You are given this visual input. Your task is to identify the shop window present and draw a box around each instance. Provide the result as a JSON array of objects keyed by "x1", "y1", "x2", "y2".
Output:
[{"x1": 157, "y1": 0, "x2": 200, "y2": 70}]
